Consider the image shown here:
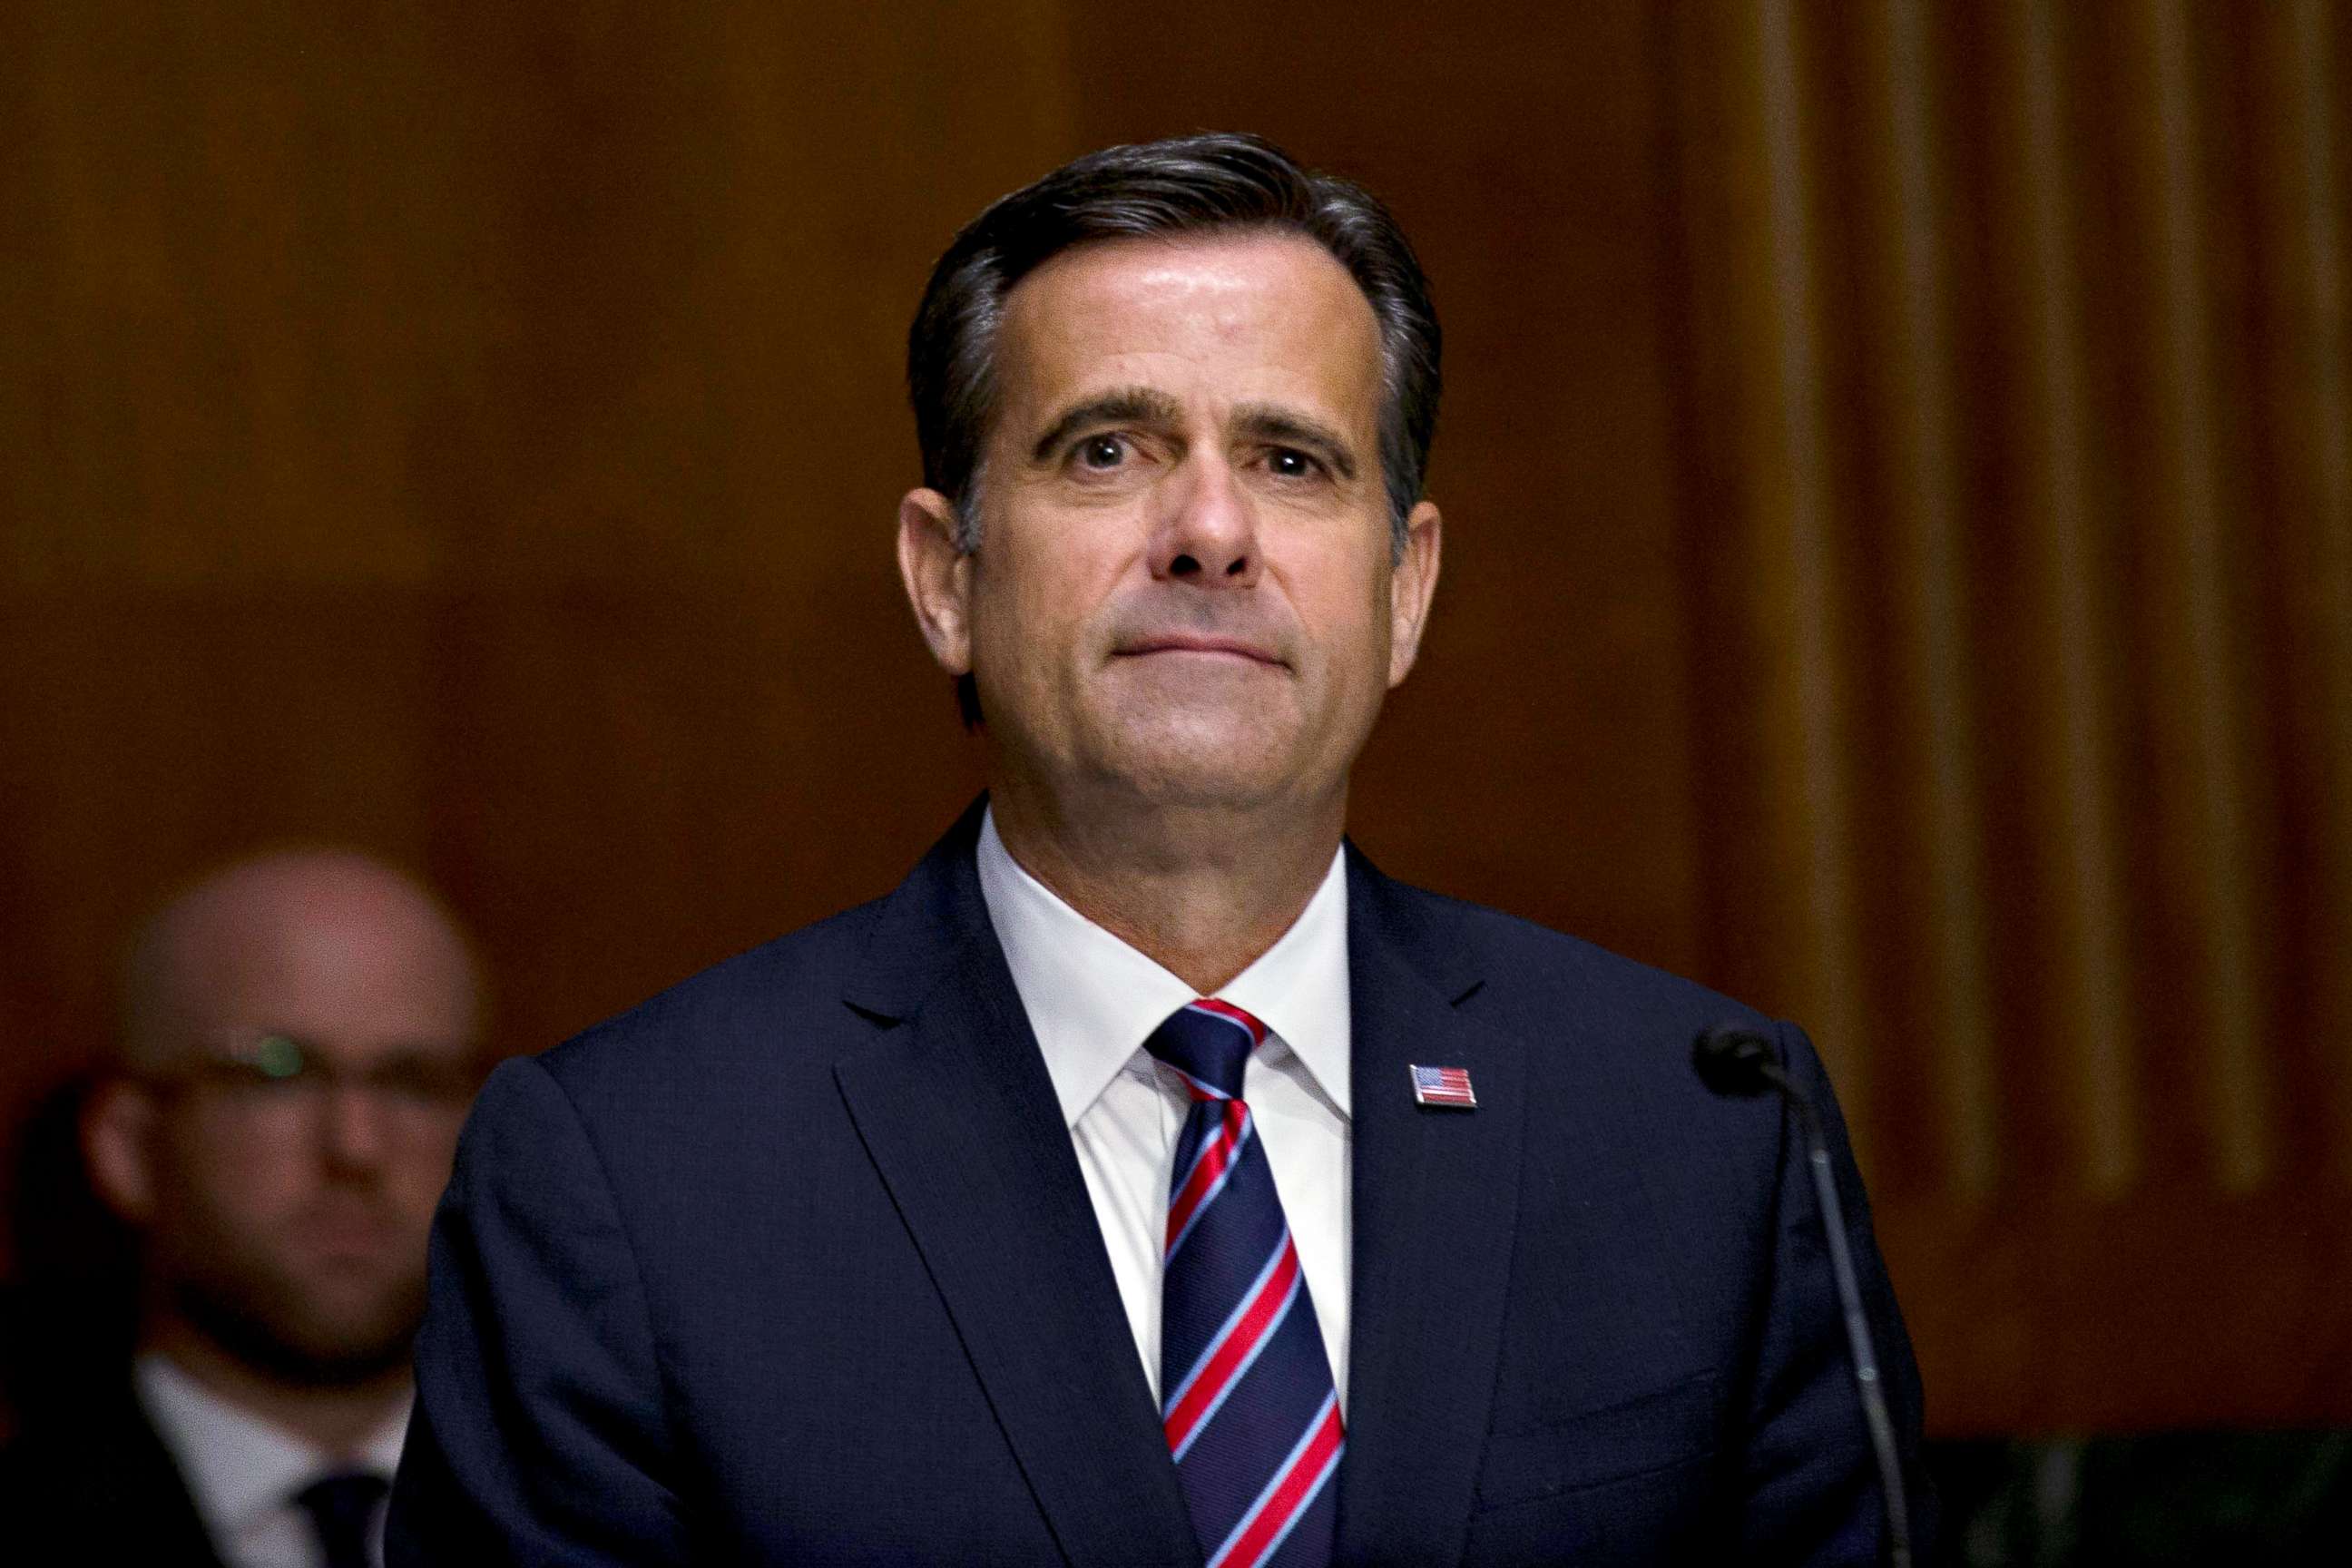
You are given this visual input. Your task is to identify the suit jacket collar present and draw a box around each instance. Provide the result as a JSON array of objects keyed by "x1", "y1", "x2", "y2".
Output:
[
  {"x1": 832, "y1": 799, "x2": 1200, "y2": 1566},
  {"x1": 1334, "y1": 846, "x2": 1527, "y2": 1567},
  {"x1": 835, "y1": 802, "x2": 1528, "y2": 1568},
  {"x1": 3, "y1": 1369, "x2": 229, "y2": 1566}
]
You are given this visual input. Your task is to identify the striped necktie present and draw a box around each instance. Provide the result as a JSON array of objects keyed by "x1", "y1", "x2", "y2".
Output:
[{"x1": 1146, "y1": 999, "x2": 1343, "y2": 1568}]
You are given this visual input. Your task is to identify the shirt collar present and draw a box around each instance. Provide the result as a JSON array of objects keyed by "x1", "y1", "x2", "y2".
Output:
[
  {"x1": 135, "y1": 1353, "x2": 407, "y2": 1539},
  {"x1": 975, "y1": 806, "x2": 1353, "y2": 1126}
]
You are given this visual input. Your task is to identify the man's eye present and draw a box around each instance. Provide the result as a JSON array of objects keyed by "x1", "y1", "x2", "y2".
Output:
[
  {"x1": 1077, "y1": 435, "x2": 1127, "y2": 470},
  {"x1": 1268, "y1": 447, "x2": 1321, "y2": 478}
]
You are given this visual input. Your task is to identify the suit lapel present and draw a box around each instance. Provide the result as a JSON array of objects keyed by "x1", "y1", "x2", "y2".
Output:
[
  {"x1": 10, "y1": 1377, "x2": 227, "y2": 1565},
  {"x1": 833, "y1": 804, "x2": 1200, "y2": 1568},
  {"x1": 1335, "y1": 851, "x2": 1528, "y2": 1567}
]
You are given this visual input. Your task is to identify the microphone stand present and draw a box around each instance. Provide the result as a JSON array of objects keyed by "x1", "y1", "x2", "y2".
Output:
[{"x1": 1696, "y1": 1026, "x2": 1915, "y2": 1568}]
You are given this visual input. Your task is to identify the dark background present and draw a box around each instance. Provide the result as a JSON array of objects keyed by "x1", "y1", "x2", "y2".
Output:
[{"x1": 5, "y1": 0, "x2": 2348, "y2": 1439}]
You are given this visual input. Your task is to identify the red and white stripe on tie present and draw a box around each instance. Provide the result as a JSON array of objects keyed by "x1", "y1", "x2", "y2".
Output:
[
  {"x1": 1163, "y1": 1231, "x2": 1306, "y2": 1460},
  {"x1": 1210, "y1": 1391, "x2": 1344, "y2": 1568},
  {"x1": 1146, "y1": 999, "x2": 1342, "y2": 1568}
]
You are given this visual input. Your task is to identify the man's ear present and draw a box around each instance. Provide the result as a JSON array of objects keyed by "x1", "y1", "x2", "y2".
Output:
[
  {"x1": 897, "y1": 488, "x2": 975, "y2": 677},
  {"x1": 83, "y1": 1078, "x2": 160, "y2": 1228},
  {"x1": 1387, "y1": 499, "x2": 1443, "y2": 689}
]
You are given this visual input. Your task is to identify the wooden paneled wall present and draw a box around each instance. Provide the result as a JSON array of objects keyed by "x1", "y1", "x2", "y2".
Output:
[
  {"x1": 4, "y1": 0, "x2": 2347, "y2": 1435},
  {"x1": 1663, "y1": 0, "x2": 2352, "y2": 1429}
]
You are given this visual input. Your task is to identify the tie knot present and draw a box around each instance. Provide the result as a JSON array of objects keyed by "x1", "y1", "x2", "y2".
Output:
[
  {"x1": 1145, "y1": 1000, "x2": 1268, "y2": 1100},
  {"x1": 294, "y1": 1470, "x2": 388, "y2": 1568}
]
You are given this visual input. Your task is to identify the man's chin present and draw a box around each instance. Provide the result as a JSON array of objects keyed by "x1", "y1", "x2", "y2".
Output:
[
  {"x1": 171, "y1": 1273, "x2": 423, "y2": 1389},
  {"x1": 1093, "y1": 748, "x2": 1308, "y2": 814}
]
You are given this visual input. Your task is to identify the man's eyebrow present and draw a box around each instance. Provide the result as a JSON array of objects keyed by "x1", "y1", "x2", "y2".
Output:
[
  {"x1": 1234, "y1": 404, "x2": 1360, "y2": 481},
  {"x1": 1028, "y1": 387, "x2": 1183, "y2": 463}
]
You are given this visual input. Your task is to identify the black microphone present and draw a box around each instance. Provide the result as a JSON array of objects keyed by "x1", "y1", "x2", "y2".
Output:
[{"x1": 1693, "y1": 1024, "x2": 1914, "y2": 1568}]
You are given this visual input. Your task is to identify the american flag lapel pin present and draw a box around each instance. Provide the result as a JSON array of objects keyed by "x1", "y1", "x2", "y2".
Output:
[{"x1": 1410, "y1": 1063, "x2": 1477, "y2": 1109}]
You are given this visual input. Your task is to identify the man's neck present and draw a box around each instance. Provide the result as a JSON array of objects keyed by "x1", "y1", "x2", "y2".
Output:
[
  {"x1": 989, "y1": 782, "x2": 1345, "y2": 994},
  {"x1": 145, "y1": 1318, "x2": 410, "y2": 1458}
]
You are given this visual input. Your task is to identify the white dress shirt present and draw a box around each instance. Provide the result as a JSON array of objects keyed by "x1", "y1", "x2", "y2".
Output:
[
  {"x1": 134, "y1": 1353, "x2": 407, "y2": 1568},
  {"x1": 975, "y1": 807, "x2": 1354, "y2": 1411}
]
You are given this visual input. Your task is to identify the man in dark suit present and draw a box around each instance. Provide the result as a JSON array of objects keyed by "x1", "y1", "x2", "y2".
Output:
[
  {"x1": 1, "y1": 848, "x2": 485, "y2": 1568},
  {"x1": 388, "y1": 132, "x2": 1929, "y2": 1565}
]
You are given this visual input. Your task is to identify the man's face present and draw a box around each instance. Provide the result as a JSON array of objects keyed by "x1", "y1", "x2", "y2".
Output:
[
  {"x1": 98, "y1": 862, "x2": 479, "y2": 1386},
  {"x1": 906, "y1": 231, "x2": 1439, "y2": 819}
]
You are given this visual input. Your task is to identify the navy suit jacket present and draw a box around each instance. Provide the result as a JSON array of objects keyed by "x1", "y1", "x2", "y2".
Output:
[{"x1": 388, "y1": 801, "x2": 1929, "y2": 1564}]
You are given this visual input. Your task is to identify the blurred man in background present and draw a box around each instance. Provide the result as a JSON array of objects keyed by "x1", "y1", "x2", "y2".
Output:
[{"x1": 0, "y1": 849, "x2": 482, "y2": 1568}]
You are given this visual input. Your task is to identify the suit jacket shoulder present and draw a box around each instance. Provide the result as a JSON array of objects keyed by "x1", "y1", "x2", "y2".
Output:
[
  {"x1": 1342, "y1": 852, "x2": 1928, "y2": 1564},
  {"x1": 393, "y1": 799, "x2": 1202, "y2": 1564},
  {"x1": 536, "y1": 889, "x2": 894, "y2": 1094},
  {"x1": 0, "y1": 1371, "x2": 224, "y2": 1566}
]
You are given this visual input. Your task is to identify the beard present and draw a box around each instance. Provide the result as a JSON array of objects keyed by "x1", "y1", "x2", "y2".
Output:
[
  {"x1": 167, "y1": 1269, "x2": 423, "y2": 1391},
  {"x1": 153, "y1": 1211, "x2": 427, "y2": 1389}
]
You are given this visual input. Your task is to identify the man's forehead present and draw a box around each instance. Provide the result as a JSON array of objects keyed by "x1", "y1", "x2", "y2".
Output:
[
  {"x1": 132, "y1": 852, "x2": 479, "y2": 1056},
  {"x1": 994, "y1": 231, "x2": 1384, "y2": 423},
  {"x1": 1014, "y1": 227, "x2": 1355, "y2": 297}
]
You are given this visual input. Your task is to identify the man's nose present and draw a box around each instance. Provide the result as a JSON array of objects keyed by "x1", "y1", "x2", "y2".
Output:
[
  {"x1": 318, "y1": 1082, "x2": 390, "y2": 1171},
  {"x1": 1150, "y1": 455, "x2": 1261, "y2": 587}
]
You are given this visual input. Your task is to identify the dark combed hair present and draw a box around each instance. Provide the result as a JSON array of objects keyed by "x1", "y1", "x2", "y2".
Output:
[{"x1": 906, "y1": 132, "x2": 1443, "y2": 556}]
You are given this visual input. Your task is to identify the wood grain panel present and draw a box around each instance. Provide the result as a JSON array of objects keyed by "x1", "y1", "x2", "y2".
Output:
[
  {"x1": 6, "y1": 0, "x2": 2352, "y2": 1437},
  {"x1": 2137, "y1": 0, "x2": 2269, "y2": 1191},
  {"x1": 1865, "y1": 0, "x2": 1996, "y2": 1198},
  {"x1": 2252, "y1": 0, "x2": 2352, "y2": 1187},
  {"x1": 1659, "y1": 0, "x2": 2352, "y2": 1429},
  {"x1": 0, "y1": 0, "x2": 1058, "y2": 1249},
  {"x1": 0, "y1": 587, "x2": 438, "y2": 1107},
  {"x1": 1994, "y1": 0, "x2": 2139, "y2": 1196}
]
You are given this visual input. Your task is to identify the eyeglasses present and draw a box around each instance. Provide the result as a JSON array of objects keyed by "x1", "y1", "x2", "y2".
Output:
[{"x1": 152, "y1": 1032, "x2": 484, "y2": 1117}]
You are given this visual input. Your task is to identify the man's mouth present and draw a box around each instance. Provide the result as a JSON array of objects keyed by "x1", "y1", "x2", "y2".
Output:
[
  {"x1": 1114, "y1": 634, "x2": 1286, "y2": 667},
  {"x1": 291, "y1": 1200, "x2": 402, "y2": 1259}
]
